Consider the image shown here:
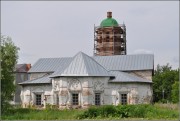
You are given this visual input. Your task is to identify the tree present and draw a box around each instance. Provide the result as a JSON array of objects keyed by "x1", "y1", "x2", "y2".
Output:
[
  {"x1": 171, "y1": 81, "x2": 179, "y2": 103},
  {"x1": 1, "y1": 35, "x2": 19, "y2": 114},
  {"x1": 152, "y1": 63, "x2": 179, "y2": 103}
]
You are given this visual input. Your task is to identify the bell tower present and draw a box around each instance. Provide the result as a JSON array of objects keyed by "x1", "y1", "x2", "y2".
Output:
[{"x1": 94, "y1": 12, "x2": 127, "y2": 56}]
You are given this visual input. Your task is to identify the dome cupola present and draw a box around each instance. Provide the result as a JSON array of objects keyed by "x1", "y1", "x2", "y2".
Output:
[{"x1": 100, "y1": 12, "x2": 119, "y2": 27}]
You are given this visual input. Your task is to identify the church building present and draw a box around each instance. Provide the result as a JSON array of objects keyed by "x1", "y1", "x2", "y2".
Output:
[{"x1": 19, "y1": 12, "x2": 154, "y2": 109}]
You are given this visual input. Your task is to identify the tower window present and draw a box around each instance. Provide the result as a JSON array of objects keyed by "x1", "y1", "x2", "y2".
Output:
[
  {"x1": 72, "y1": 93, "x2": 79, "y2": 105},
  {"x1": 95, "y1": 93, "x2": 101, "y2": 105},
  {"x1": 106, "y1": 32, "x2": 110, "y2": 39},
  {"x1": 36, "y1": 94, "x2": 41, "y2": 105},
  {"x1": 121, "y1": 94, "x2": 127, "y2": 105}
]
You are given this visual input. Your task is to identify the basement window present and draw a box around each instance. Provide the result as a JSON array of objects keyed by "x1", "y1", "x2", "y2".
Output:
[
  {"x1": 72, "y1": 93, "x2": 79, "y2": 105},
  {"x1": 36, "y1": 94, "x2": 41, "y2": 105},
  {"x1": 121, "y1": 94, "x2": 127, "y2": 105},
  {"x1": 95, "y1": 93, "x2": 101, "y2": 105}
]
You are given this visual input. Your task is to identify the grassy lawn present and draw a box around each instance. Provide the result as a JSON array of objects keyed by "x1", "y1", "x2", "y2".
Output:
[
  {"x1": 1, "y1": 103, "x2": 179, "y2": 120},
  {"x1": 1, "y1": 108, "x2": 84, "y2": 120}
]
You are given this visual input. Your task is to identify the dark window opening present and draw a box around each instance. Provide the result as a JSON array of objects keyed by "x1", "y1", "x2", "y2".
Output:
[
  {"x1": 95, "y1": 93, "x2": 101, "y2": 105},
  {"x1": 106, "y1": 32, "x2": 110, "y2": 39},
  {"x1": 72, "y1": 93, "x2": 79, "y2": 105},
  {"x1": 36, "y1": 94, "x2": 41, "y2": 105},
  {"x1": 121, "y1": 94, "x2": 127, "y2": 105},
  {"x1": 106, "y1": 32, "x2": 110, "y2": 35},
  {"x1": 56, "y1": 94, "x2": 59, "y2": 105},
  {"x1": 106, "y1": 39, "x2": 110, "y2": 42}
]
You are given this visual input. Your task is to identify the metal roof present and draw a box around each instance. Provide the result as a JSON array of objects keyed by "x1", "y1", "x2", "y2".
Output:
[
  {"x1": 94, "y1": 54, "x2": 154, "y2": 71},
  {"x1": 50, "y1": 52, "x2": 113, "y2": 77},
  {"x1": 28, "y1": 57, "x2": 72, "y2": 73},
  {"x1": 19, "y1": 75, "x2": 51, "y2": 85},
  {"x1": 109, "y1": 71, "x2": 152, "y2": 83},
  {"x1": 28, "y1": 53, "x2": 154, "y2": 73}
]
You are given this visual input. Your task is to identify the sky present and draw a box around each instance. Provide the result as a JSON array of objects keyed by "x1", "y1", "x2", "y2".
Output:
[{"x1": 1, "y1": 1, "x2": 179, "y2": 69}]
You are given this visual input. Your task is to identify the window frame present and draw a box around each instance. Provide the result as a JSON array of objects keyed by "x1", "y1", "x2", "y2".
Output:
[
  {"x1": 36, "y1": 94, "x2": 42, "y2": 105},
  {"x1": 121, "y1": 93, "x2": 127, "y2": 105},
  {"x1": 56, "y1": 94, "x2": 59, "y2": 105},
  {"x1": 72, "y1": 93, "x2": 79, "y2": 105},
  {"x1": 95, "y1": 93, "x2": 101, "y2": 106}
]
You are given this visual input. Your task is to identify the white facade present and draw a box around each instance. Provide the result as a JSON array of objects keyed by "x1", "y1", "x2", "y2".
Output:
[{"x1": 20, "y1": 76, "x2": 152, "y2": 108}]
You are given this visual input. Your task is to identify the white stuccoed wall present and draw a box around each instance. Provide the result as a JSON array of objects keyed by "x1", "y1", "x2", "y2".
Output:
[
  {"x1": 20, "y1": 84, "x2": 52, "y2": 108},
  {"x1": 51, "y1": 76, "x2": 153, "y2": 109},
  {"x1": 107, "y1": 83, "x2": 153, "y2": 105},
  {"x1": 21, "y1": 75, "x2": 153, "y2": 108}
]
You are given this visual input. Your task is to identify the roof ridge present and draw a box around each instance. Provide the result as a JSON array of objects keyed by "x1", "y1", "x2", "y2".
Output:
[
  {"x1": 83, "y1": 52, "x2": 110, "y2": 72},
  {"x1": 51, "y1": 51, "x2": 113, "y2": 77}
]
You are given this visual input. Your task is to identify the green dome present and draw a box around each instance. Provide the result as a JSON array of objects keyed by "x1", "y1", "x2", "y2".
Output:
[{"x1": 100, "y1": 18, "x2": 119, "y2": 27}]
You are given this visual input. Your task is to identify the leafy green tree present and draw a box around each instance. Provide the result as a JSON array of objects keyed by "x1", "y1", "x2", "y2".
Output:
[
  {"x1": 171, "y1": 81, "x2": 179, "y2": 103},
  {"x1": 1, "y1": 35, "x2": 19, "y2": 114},
  {"x1": 152, "y1": 63, "x2": 179, "y2": 103}
]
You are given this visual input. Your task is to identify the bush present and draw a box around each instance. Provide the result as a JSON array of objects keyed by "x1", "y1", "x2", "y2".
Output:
[
  {"x1": 77, "y1": 105, "x2": 117, "y2": 119},
  {"x1": 99, "y1": 105, "x2": 116, "y2": 117},
  {"x1": 77, "y1": 104, "x2": 178, "y2": 119},
  {"x1": 116, "y1": 105, "x2": 131, "y2": 118}
]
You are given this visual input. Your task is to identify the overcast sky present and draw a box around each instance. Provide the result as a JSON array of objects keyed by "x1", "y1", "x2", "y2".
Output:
[{"x1": 1, "y1": 1, "x2": 179, "y2": 69}]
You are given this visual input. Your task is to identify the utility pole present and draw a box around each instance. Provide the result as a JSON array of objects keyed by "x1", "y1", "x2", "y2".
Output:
[{"x1": 162, "y1": 89, "x2": 165, "y2": 100}]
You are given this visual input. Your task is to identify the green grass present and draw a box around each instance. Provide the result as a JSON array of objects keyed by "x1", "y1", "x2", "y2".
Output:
[
  {"x1": 1, "y1": 108, "x2": 84, "y2": 120},
  {"x1": 1, "y1": 103, "x2": 178, "y2": 120}
]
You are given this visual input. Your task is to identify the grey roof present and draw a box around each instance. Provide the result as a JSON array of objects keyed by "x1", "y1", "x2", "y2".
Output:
[
  {"x1": 94, "y1": 54, "x2": 154, "y2": 71},
  {"x1": 28, "y1": 53, "x2": 154, "y2": 73},
  {"x1": 109, "y1": 71, "x2": 152, "y2": 83},
  {"x1": 28, "y1": 57, "x2": 72, "y2": 73},
  {"x1": 15, "y1": 64, "x2": 29, "y2": 72},
  {"x1": 19, "y1": 75, "x2": 51, "y2": 85},
  {"x1": 50, "y1": 52, "x2": 113, "y2": 77}
]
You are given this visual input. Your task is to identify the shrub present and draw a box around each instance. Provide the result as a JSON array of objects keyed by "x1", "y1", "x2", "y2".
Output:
[
  {"x1": 116, "y1": 105, "x2": 131, "y2": 118},
  {"x1": 77, "y1": 104, "x2": 178, "y2": 119},
  {"x1": 99, "y1": 105, "x2": 116, "y2": 117}
]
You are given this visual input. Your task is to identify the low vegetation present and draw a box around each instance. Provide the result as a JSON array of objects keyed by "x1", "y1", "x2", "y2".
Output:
[
  {"x1": 1, "y1": 103, "x2": 178, "y2": 120},
  {"x1": 77, "y1": 104, "x2": 178, "y2": 120},
  {"x1": 2, "y1": 108, "x2": 84, "y2": 120}
]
